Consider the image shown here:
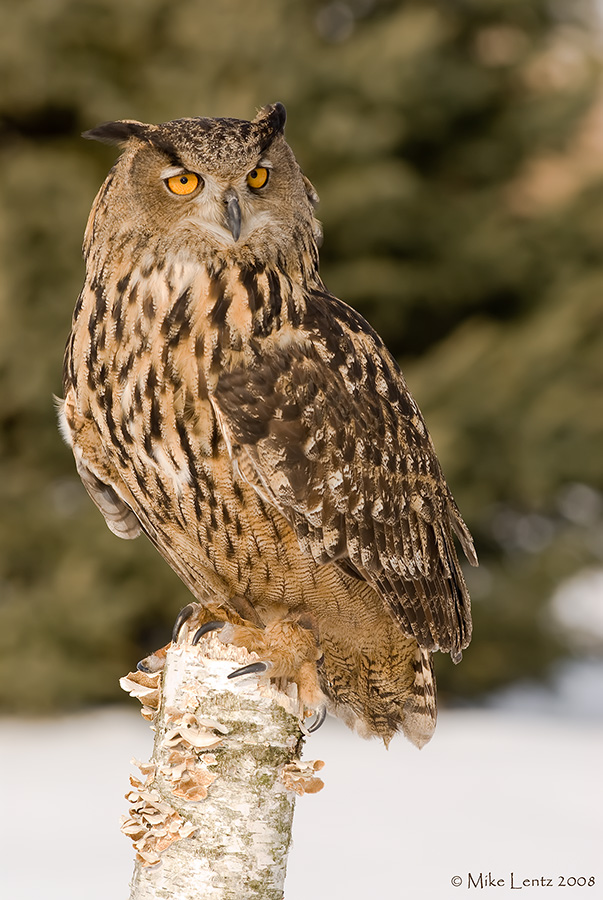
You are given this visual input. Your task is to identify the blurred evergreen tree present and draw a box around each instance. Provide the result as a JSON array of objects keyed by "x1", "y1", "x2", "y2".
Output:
[{"x1": 0, "y1": 0, "x2": 601, "y2": 711}]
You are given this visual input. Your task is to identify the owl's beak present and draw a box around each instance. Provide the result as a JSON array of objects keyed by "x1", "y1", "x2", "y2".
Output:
[{"x1": 223, "y1": 188, "x2": 241, "y2": 242}]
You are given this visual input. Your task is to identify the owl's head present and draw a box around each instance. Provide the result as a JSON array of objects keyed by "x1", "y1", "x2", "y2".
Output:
[{"x1": 84, "y1": 103, "x2": 321, "y2": 267}]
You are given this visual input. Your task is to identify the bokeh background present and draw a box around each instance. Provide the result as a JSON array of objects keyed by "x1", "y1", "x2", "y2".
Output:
[{"x1": 1, "y1": 0, "x2": 603, "y2": 716}]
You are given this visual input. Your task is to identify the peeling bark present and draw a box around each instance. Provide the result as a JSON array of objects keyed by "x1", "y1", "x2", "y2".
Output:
[{"x1": 120, "y1": 630, "x2": 323, "y2": 900}]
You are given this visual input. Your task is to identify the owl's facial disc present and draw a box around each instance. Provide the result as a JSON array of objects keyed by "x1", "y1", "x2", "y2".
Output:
[
  {"x1": 223, "y1": 188, "x2": 241, "y2": 242},
  {"x1": 159, "y1": 151, "x2": 283, "y2": 248}
]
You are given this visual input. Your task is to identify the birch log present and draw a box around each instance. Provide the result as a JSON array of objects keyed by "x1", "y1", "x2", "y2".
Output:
[{"x1": 120, "y1": 629, "x2": 324, "y2": 900}]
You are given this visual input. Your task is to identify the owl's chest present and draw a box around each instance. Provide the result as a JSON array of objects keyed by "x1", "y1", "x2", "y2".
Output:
[
  {"x1": 72, "y1": 264, "x2": 257, "y2": 450},
  {"x1": 102, "y1": 356, "x2": 296, "y2": 607},
  {"x1": 71, "y1": 269, "x2": 283, "y2": 558}
]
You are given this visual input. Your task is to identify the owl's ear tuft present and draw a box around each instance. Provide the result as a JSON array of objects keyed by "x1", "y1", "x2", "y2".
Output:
[
  {"x1": 254, "y1": 102, "x2": 287, "y2": 148},
  {"x1": 254, "y1": 102, "x2": 287, "y2": 130},
  {"x1": 82, "y1": 120, "x2": 149, "y2": 147}
]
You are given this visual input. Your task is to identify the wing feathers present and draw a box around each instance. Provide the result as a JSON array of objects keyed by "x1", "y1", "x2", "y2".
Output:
[
  {"x1": 214, "y1": 289, "x2": 476, "y2": 657},
  {"x1": 76, "y1": 459, "x2": 142, "y2": 539}
]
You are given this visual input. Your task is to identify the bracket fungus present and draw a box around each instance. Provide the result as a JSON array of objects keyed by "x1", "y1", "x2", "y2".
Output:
[{"x1": 120, "y1": 630, "x2": 325, "y2": 897}]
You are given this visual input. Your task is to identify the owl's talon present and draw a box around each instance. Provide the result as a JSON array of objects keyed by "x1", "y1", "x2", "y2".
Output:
[
  {"x1": 136, "y1": 646, "x2": 168, "y2": 674},
  {"x1": 306, "y1": 706, "x2": 327, "y2": 733},
  {"x1": 192, "y1": 620, "x2": 226, "y2": 645},
  {"x1": 228, "y1": 661, "x2": 270, "y2": 680},
  {"x1": 172, "y1": 604, "x2": 197, "y2": 643}
]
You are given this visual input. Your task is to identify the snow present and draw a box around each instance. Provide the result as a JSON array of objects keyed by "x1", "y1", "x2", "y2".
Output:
[
  {"x1": 550, "y1": 567, "x2": 603, "y2": 649},
  {"x1": 1, "y1": 698, "x2": 601, "y2": 899}
]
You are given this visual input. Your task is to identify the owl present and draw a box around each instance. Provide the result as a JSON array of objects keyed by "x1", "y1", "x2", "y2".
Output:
[{"x1": 59, "y1": 103, "x2": 477, "y2": 747}]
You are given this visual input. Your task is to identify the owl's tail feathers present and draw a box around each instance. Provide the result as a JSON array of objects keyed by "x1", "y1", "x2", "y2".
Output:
[{"x1": 401, "y1": 648, "x2": 437, "y2": 749}]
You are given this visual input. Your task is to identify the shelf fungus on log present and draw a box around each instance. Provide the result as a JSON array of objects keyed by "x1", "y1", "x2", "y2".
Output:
[{"x1": 120, "y1": 628, "x2": 324, "y2": 900}]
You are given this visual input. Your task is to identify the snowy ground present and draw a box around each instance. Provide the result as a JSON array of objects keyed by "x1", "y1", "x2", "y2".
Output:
[{"x1": 2, "y1": 670, "x2": 602, "y2": 900}]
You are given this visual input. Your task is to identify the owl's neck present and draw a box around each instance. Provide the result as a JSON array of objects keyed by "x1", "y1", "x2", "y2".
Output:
[
  {"x1": 209, "y1": 221, "x2": 322, "y2": 293},
  {"x1": 89, "y1": 214, "x2": 323, "y2": 292},
  {"x1": 83, "y1": 226, "x2": 326, "y2": 363}
]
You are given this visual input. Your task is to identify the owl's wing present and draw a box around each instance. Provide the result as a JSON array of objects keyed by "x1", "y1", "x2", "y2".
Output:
[
  {"x1": 58, "y1": 393, "x2": 141, "y2": 540},
  {"x1": 76, "y1": 456, "x2": 142, "y2": 540},
  {"x1": 212, "y1": 289, "x2": 477, "y2": 661}
]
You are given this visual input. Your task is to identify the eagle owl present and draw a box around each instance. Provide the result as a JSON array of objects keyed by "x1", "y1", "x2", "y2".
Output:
[{"x1": 60, "y1": 103, "x2": 477, "y2": 747}]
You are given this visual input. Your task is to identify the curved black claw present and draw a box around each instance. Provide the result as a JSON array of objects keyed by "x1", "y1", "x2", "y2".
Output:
[
  {"x1": 193, "y1": 620, "x2": 226, "y2": 646},
  {"x1": 228, "y1": 661, "x2": 269, "y2": 680},
  {"x1": 172, "y1": 604, "x2": 196, "y2": 643},
  {"x1": 307, "y1": 706, "x2": 327, "y2": 733},
  {"x1": 136, "y1": 659, "x2": 152, "y2": 674}
]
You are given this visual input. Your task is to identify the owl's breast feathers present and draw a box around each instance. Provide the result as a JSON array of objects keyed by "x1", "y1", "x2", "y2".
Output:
[{"x1": 64, "y1": 248, "x2": 476, "y2": 665}]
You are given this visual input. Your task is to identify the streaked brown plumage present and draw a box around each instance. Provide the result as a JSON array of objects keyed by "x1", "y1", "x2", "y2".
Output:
[{"x1": 59, "y1": 103, "x2": 477, "y2": 746}]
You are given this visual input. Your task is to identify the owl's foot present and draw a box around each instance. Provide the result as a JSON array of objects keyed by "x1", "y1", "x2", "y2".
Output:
[
  {"x1": 304, "y1": 705, "x2": 327, "y2": 733},
  {"x1": 172, "y1": 603, "x2": 197, "y2": 643},
  {"x1": 230, "y1": 660, "x2": 267, "y2": 676},
  {"x1": 137, "y1": 644, "x2": 169, "y2": 674},
  {"x1": 193, "y1": 618, "x2": 326, "y2": 731},
  {"x1": 192, "y1": 619, "x2": 228, "y2": 643},
  {"x1": 135, "y1": 605, "x2": 205, "y2": 672},
  {"x1": 171, "y1": 602, "x2": 242, "y2": 644}
]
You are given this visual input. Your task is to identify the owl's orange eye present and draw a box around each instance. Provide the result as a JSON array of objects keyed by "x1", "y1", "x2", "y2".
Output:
[
  {"x1": 166, "y1": 172, "x2": 200, "y2": 195},
  {"x1": 246, "y1": 167, "x2": 269, "y2": 189}
]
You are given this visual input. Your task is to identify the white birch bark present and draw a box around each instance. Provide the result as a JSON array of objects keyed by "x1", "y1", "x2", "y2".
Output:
[{"x1": 120, "y1": 631, "x2": 324, "y2": 900}]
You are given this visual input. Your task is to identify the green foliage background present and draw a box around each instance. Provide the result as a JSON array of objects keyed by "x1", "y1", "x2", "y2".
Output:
[{"x1": 1, "y1": 0, "x2": 602, "y2": 712}]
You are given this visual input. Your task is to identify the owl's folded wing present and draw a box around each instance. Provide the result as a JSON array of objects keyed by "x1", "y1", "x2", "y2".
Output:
[{"x1": 212, "y1": 290, "x2": 477, "y2": 661}]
